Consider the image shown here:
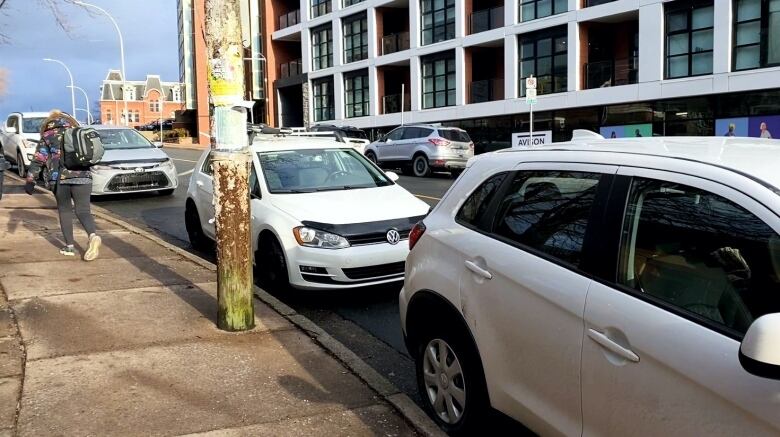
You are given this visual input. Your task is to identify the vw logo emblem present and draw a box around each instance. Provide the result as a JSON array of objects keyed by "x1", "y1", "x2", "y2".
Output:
[{"x1": 386, "y1": 229, "x2": 401, "y2": 245}]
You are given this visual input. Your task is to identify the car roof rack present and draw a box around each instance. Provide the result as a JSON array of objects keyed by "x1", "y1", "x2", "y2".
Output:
[{"x1": 248, "y1": 124, "x2": 346, "y2": 144}]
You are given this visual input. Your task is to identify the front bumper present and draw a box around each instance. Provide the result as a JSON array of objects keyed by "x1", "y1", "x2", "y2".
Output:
[
  {"x1": 286, "y1": 240, "x2": 410, "y2": 290},
  {"x1": 91, "y1": 164, "x2": 178, "y2": 195}
]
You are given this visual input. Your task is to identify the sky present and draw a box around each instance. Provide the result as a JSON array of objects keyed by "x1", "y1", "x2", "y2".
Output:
[{"x1": 0, "y1": 0, "x2": 179, "y2": 122}]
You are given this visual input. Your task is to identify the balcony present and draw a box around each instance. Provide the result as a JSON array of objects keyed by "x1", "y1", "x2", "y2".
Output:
[
  {"x1": 470, "y1": 79, "x2": 504, "y2": 103},
  {"x1": 278, "y1": 9, "x2": 300, "y2": 30},
  {"x1": 279, "y1": 59, "x2": 303, "y2": 78},
  {"x1": 470, "y1": 6, "x2": 504, "y2": 34},
  {"x1": 382, "y1": 93, "x2": 411, "y2": 114},
  {"x1": 382, "y1": 32, "x2": 410, "y2": 56},
  {"x1": 583, "y1": 57, "x2": 638, "y2": 89}
]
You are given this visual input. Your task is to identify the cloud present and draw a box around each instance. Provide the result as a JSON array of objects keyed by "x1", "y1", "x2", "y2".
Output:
[{"x1": 0, "y1": 0, "x2": 179, "y2": 118}]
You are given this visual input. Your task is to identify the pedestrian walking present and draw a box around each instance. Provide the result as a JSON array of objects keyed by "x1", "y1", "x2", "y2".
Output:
[{"x1": 24, "y1": 110, "x2": 101, "y2": 260}]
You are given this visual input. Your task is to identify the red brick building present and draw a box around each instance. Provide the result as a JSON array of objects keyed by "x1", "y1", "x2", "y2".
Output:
[{"x1": 99, "y1": 70, "x2": 185, "y2": 126}]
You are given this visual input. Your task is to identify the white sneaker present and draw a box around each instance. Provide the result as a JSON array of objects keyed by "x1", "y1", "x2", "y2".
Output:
[
  {"x1": 84, "y1": 234, "x2": 101, "y2": 261},
  {"x1": 59, "y1": 246, "x2": 76, "y2": 257}
]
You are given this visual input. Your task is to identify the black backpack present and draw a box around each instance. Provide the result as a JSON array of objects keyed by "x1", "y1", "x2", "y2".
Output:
[{"x1": 61, "y1": 127, "x2": 104, "y2": 169}]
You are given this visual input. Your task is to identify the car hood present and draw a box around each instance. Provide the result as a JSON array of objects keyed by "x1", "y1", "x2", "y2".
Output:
[
  {"x1": 269, "y1": 184, "x2": 430, "y2": 225},
  {"x1": 100, "y1": 147, "x2": 169, "y2": 164}
]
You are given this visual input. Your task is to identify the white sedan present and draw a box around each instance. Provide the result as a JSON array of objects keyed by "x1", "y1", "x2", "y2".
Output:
[
  {"x1": 90, "y1": 126, "x2": 178, "y2": 195},
  {"x1": 185, "y1": 135, "x2": 430, "y2": 290}
]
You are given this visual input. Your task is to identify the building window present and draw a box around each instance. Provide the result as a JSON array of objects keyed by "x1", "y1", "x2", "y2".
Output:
[
  {"x1": 343, "y1": 0, "x2": 364, "y2": 6},
  {"x1": 733, "y1": 0, "x2": 780, "y2": 71},
  {"x1": 311, "y1": 0, "x2": 331, "y2": 18},
  {"x1": 312, "y1": 25, "x2": 333, "y2": 70},
  {"x1": 520, "y1": 0, "x2": 567, "y2": 22},
  {"x1": 106, "y1": 110, "x2": 112, "y2": 123},
  {"x1": 124, "y1": 86, "x2": 136, "y2": 101},
  {"x1": 665, "y1": 1, "x2": 714, "y2": 78},
  {"x1": 173, "y1": 87, "x2": 182, "y2": 102},
  {"x1": 421, "y1": 52, "x2": 456, "y2": 109},
  {"x1": 519, "y1": 27, "x2": 568, "y2": 96},
  {"x1": 150, "y1": 99, "x2": 160, "y2": 112},
  {"x1": 343, "y1": 14, "x2": 368, "y2": 63},
  {"x1": 421, "y1": 0, "x2": 455, "y2": 45},
  {"x1": 313, "y1": 77, "x2": 335, "y2": 121},
  {"x1": 344, "y1": 70, "x2": 369, "y2": 118}
]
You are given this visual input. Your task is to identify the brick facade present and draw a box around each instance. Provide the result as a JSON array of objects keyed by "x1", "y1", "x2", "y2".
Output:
[{"x1": 99, "y1": 70, "x2": 185, "y2": 127}]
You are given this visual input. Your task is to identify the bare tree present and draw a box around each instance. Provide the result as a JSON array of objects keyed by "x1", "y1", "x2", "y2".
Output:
[{"x1": 0, "y1": 0, "x2": 78, "y2": 43}]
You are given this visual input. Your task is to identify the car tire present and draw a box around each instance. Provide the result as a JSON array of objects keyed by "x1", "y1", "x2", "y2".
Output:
[
  {"x1": 185, "y1": 202, "x2": 210, "y2": 251},
  {"x1": 415, "y1": 321, "x2": 489, "y2": 435},
  {"x1": 16, "y1": 151, "x2": 26, "y2": 178},
  {"x1": 365, "y1": 151, "x2": 378, "y2": 165},
  {"x1": 159, "y1": 189, "x2": 175, "y2": 196},
  {"x1": 412, "y1": 154, "x2": 431, "y2": 178},
  {"x1": 255, "y1": 234, "x2": 289, "y2": 293}
]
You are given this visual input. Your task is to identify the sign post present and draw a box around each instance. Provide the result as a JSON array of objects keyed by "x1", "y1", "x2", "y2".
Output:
[{"x1": 525, "y1": 75, "x2": 537, "y2": 141}]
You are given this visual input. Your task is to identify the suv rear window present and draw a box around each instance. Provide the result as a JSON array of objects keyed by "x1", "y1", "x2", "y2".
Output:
[{"x1": 439, "y1": 129, "x2": 471, "y2": 142}]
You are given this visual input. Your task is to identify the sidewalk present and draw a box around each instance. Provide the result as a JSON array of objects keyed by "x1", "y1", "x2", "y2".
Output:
[{"x1": 0, "y1": 175, "x2": 435, "y2": 436}]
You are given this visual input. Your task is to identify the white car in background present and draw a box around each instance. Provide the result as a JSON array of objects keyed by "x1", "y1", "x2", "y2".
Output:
[
  {"x1": 185, "y1": 134, "x2": 430, "y2": 290},
  {"x1": 90, "y1": 126, "x2": 178, "y2": 195},
  {"x1": 401, "y1": 132, "x2": 780, "y2": 435},
  {"x1": 0, "y1": 111, "x2": 48, "y2": 178}
]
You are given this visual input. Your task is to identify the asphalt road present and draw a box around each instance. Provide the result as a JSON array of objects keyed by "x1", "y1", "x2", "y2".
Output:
[{"x1": 95, "y1": 147, "x2": 526, "y2": 432}]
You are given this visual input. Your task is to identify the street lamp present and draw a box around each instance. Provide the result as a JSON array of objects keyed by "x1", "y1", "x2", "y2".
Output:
[
  {"x1": 43, "y1": 58, "x2": 76, "y2": 118},
  {"x1": 67, "y1": 85, "x2": 93, "y2": 124},
  {"x1": 74, "y1": 1, "x2": 127, "y2": 126}
]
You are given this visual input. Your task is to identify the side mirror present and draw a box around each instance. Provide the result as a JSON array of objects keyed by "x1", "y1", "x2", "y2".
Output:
[
  {"x1": 5, "y1": 126, "x2": 17, "y2": 134},
  {"x1": 739, "y1": 313, "x2": 780, "y2": 380},
  {"x1": 385, "y1": 171, "x2": 400, "y2": 182}
]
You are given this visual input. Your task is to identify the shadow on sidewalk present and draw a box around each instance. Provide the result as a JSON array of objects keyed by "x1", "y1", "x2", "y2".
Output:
[{"x1": 6, "y1": 209, "x2": 66, "y2": 250}]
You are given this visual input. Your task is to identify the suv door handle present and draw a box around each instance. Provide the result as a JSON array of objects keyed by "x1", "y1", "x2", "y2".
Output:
[
  {"x1": 196, "y1": 180, "x2": 204, "y2": 187},
  {"x1": 464, "y1": 260, "x2": 492, "y2": 280},
  {"x1": 587, "y1": 329, "x2": 640, "y2": 363}
]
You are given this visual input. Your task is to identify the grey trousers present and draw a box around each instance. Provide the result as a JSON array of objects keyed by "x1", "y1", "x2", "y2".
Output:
[{"x1": 56, "y1": 183, "x2": 97, "y2": 245}]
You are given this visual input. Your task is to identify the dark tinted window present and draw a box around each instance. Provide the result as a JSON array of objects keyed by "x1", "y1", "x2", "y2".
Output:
[
  {"x1": 494, "y1": 171, "x2": 602, "y2": 267},
  {"x1": 439, "y1": 129, "x2": 471, "y2": 142},
  {"x1": 619, "y1": 178, "x2": 780, "y2": 336},
  {"x1": 456, "y1": 172, "x2": 507, "y2": 228},
  {"x1": 402, "y1": 127, "x2": 431, "y2": 139},
  {"x1": 201, "y1": 153, "x2": 214, "y2": 176}
]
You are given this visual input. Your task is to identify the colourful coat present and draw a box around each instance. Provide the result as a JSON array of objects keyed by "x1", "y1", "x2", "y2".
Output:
[{"x1": 26, "y1": 113, "x2": 91, "y2": 185}]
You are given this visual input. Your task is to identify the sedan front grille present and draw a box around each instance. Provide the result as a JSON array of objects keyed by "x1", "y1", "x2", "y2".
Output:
[
  {"x1": 342, "y1": 261, "x2": 406, "y2": 280},
  {"x1": 348, "y1": 230, "x2": 410, "y2": 246},
  {"x1": 106, "y1": 171, "x2": 169, "y2": 192}
]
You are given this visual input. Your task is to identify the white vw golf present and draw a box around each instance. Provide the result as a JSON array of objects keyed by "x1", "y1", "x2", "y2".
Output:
[{"x1": 186, "y1": 134, "x2": 430, "y2": 290}]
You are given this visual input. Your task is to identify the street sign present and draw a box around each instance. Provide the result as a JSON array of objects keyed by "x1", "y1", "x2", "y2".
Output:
[
  {"x1": 525, "y1": 88, "x2": 537, "y2": 105},
  {"x1": 525, "y1": 76, "x2": 537, "y2": 90},
  {"x1": 512, "y1": 130, "x2": 552, "y2": 148}
]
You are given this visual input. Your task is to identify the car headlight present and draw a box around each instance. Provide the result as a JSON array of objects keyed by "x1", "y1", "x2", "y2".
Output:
[
  {"x1": 159, "y1": 159, "x2": 175, "y2": 171},
  {"x1": 91, "y1": 165, "x2": 113, "y2": 171},
  {"x1": 293, "y1": 226, "x2": 350, "y2": 249},
  {"x1": 26, "y1": 153, "x2": 34, "y2": 160}
]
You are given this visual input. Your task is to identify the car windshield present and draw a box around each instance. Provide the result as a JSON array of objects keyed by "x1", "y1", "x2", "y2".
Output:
[
  {"x1": 22, "y1": 117, "x2": 45, "y2": 133},
  {"x1": 97, "y1": 129, "x2": 154, "y2": 149},
  {"x1": 439, "y1": 129, "x2": 471, "y2": 142},
  {"x1": 258, "y1": 148, "x2": 392, "y2": 194}
]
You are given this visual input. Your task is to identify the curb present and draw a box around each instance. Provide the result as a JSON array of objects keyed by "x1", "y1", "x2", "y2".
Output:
[{"x1": 5, "y1": 173, "x2": 445, "y2": 437}]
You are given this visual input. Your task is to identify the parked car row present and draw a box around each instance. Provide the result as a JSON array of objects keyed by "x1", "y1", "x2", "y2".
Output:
[
  {"x1": 1, "y1": 113, "x2": 177, "y2": 196},
  {"x1": 135, "y1": 119, "x2": 173, "y2": 131}
]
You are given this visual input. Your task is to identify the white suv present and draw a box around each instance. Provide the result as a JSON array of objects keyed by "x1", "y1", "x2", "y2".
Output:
[
  {"x1": 1, "y1": 112, "x2": 48, "y2": 178},
  {"x1": 400, "y1": 132, "x2": 780, "y2": 435},
  {"x1": 186, "y1": 134, "x2": 430, "y2": 290}
]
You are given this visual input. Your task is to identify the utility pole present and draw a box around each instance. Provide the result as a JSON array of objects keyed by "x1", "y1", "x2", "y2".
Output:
[{"x1": 204, "y1": 0, "x2": 255, "y2": 331}]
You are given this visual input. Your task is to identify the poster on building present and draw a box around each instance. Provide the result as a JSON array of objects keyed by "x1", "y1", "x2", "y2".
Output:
[
  {"x1": 716, "y1": 115, "x2": 780, "y2": 139},
  {"x1": 600, "y1": 123, "x2": 652, "y2": 138},
  {"x1": 512, "y1": 130, "x2": 552, "y2": 148},
  {"x1": 716, "y1": 117, "x2": 749, "y2": 137}
]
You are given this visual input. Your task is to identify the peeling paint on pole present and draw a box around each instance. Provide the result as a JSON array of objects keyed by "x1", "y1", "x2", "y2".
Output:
[{"x1": 205, "y1": 0, "x2": 254, "y2": 331}]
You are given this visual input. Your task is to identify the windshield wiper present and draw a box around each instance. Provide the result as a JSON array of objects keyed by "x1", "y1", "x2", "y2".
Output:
[
  {"x1": 314, "y1": 185, "x2": 371, "y2": 192},
  {"x1": 272, "y1": 188, "x2": 317, "y2": 193}
]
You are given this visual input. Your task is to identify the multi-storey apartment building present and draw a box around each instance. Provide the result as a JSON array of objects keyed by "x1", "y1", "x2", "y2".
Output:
[
  {"x1": 182, "y1": 0, "x2": 780, "y2": 150},
  {"x1": 99, "y1": 70, "x2": 185, "y2": 126}
]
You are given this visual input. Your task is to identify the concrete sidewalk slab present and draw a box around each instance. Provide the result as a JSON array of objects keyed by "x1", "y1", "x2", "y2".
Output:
[
  {"x1": 0, "y1": 230, "x2": 175, "y2": 263},
  {"x1": 14, "y1": 283, "x2": 292, "y2": 360},
  {"x1": 186, "y1": 404, "x2": 414, "y2": 436},
  {"x1": 1, "y1": 256, "x2": 215, "y2": 300},
  {"x1": 0, "y1": 338, "x2": 22, "y2": 378},
  {"x1": 18, "y1": 330, "x2": 397, "y2": 436},
  {"x1": 0, "y1": 377, "x2": 20, "y2": 429},
  {"x1": 0, "y1": 194, "x2": 56, "y2": 209}
]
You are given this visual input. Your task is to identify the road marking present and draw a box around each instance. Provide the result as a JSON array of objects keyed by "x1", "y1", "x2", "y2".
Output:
[
  {"x1": 414, "y1": 194, "x2": 441, "y2": 201},
  {"x1": 172, "y1": 158, "x2": 199, "y2": 163},
  {"x1": 178, "y1": 169, "x2": 194, "y2": 178}
]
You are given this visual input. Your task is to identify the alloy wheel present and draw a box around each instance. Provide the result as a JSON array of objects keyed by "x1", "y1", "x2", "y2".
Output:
[
  {"x1": 16, "y1": 152, "x2": 25, "y2": 178},
  {"x1": 422, "y1": 338, "x2": 467, "y2": 425}
]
